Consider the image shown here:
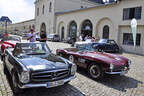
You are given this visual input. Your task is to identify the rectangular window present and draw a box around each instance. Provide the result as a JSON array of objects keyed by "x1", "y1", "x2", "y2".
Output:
[
  {"x1": 37, "y1": 8, "x2": 39, "y2": 16},
  {"x1": 123, "y1": 7, "x2": 142, "y2": 20},
  {"x1": 123, "y1": 33, "x2": 141, "y2": 46}
]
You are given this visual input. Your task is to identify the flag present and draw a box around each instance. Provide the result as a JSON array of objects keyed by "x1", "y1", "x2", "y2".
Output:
[{"x1": 131, "y1": 18, "x2": 137, "y2": 49}]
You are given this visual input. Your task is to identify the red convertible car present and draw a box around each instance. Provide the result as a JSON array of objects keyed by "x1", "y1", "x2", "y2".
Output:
[
  {"x1": 0, "y1": 35, "x2": 21, "y2": 54},
  {"x1": 56, "y1": 42, "x2": 131, "y2": 79}
]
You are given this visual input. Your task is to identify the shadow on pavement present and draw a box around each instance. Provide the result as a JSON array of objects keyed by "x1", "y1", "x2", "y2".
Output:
[
  {"x1": 5, "y1": 71, "x2": 85, "y2": 96},
  {"x1": 77, "y1": 67, "x2": 143, "y2": 92}
]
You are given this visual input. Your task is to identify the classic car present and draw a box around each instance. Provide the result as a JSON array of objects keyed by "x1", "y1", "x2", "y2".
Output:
[
  {"x1": 3, "y1": 43, "x2": 76, "y2": 94},
  {"x1": 56, "y1": 42, "x2": 131, "y2": 79},
  {"x1": 0, "y1": 35, "x2": 21, "y2": 54},
  {"x1": 47, "y1": 34, "x2": 60, "y2": 42},
  {"x1": 92, "y1": 39, "x2": 120, "y2": 52}
]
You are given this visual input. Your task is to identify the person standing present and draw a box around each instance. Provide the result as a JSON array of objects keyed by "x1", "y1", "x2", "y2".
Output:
[
  {"x1": 40, "y1": 31, "x2": 47, "y2": 42},
  {"x1": 1, "y1": 39, "x2": 5, "y2": 61},
  {"x1": 27, "y1": 29, "x2": 36, "y2": 42},
  {"x1": 40, "y1": 31, "x2": 47, "y2": 51}
]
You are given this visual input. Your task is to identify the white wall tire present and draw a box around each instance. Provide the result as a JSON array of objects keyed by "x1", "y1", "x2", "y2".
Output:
[{"x1": 88, "y1": 64, "x2": 103, "y2": 79}]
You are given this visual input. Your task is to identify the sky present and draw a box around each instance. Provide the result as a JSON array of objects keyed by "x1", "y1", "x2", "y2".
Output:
[{"x1": 0, "y1": 0, "x2": 35, "y2": 23}]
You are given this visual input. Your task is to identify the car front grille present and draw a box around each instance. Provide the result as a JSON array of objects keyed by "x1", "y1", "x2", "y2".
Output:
[
  {"x1": 31, "y1": 69, "x2": 70, "y2": 82},
  {"x1": 113, "y1": 65, "x2": 128, "y2": 72}
]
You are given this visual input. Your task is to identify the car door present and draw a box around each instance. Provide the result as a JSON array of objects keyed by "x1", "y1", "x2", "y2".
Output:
[{"x1": 75, "y1": 51, "x2": 87, "y2": 69}]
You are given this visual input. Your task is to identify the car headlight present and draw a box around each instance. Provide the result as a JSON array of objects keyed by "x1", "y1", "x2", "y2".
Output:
[
  {"x1": 110, "y1": 63, "x2": 114, "y2": 70},
  {"x1": 71, "y1": 64, "x2": 77, "y2": 75},
  {"x1": 20, "y1": 71, "x2": 30, "y2": 83}
]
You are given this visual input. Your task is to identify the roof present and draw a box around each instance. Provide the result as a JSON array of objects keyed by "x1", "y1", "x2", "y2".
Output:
[
  {"x1": 55, "y1": 1, "x2": 117, "y2": 15},
  {"x1": 0, "y1": 16, "x2": 12, "y2": 23}
]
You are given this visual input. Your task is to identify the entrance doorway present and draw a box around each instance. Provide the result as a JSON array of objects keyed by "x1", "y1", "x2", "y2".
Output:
[
  {"x1": 81, "y1": 20, "x2": 93, "y2": 40},
  {"x1": 68, "y1": 21, "x2": 77, "y2": 42},
  {"x1": 61, "y1": 27, "x2": 64, "y2": 41},
  {"x1": 103, "y1": 25, "x2": 109, "y2": 39}
]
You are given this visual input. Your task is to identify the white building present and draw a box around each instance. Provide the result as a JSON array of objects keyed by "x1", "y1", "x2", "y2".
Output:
[{"x1": 8, "y1": 0, "x2": 144, "y2": 55}]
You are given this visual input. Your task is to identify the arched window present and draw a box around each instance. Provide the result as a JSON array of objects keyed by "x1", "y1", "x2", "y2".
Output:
[
  {"x1": 42, "y1": 5, "x2": 45, "y2": 14},
  {"x1": 103, "y1": 25, "x2": 109, "y2": 39},
  {"x1": 49, "y1": 2, "x2": 52, "y2": 12},
  {"x1": 61, "y1": 27, "x2": 64, "y2": 41}
]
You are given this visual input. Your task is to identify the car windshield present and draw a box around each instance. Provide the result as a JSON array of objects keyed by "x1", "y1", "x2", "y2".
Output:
[
  {"x1": 54, "y1": 35, "x2": 59, "y2": 37},
  {"x1": 16, "y1": 43, "x2": 51, "y2": 55},
  {"x1": 48, "y1": 35, "x2": 54, "y2": 38},
  {"x1": 76, "y1": 44, "x2": 94, "y2": 51},
  {"x1": 98, "y1": 39, "x2": 107, "y2": 43}
]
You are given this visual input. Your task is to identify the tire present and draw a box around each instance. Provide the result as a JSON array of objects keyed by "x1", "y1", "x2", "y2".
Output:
[
  {"x1": 12, "y1": 71, "x2": 22, "y2": 94},
  {"x1": 68, "y1": 55, "x2": 74, "y2": 63},
  {"x1": 98, "y1": 48, "x2": 103, "y2": 52},
  {"x1": 88, "y1": 63, "x2": 103, "y2": 79},
  {"x1": 64, "y1": 81, "x2": 70, "y2": 85}
]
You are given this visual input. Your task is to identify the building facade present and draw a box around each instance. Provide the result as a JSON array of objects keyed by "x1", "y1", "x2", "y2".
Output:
[
  {"x1": 0, "y1": 16, "x2": 12, "y2": 33},
  {"x1": 7, "y1": 19, "x2": 35, "y2": 35},
  {"x1": 7, "y1": 0, "x2": 144, "y2": 55},
  {"x1": 55, "y1": 0, "x2": 144, "y2": 55}
]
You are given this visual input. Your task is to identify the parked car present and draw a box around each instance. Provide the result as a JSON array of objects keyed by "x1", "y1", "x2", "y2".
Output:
[
  {"x1": 47, "y1": 34, "x2": 60, "y2": 42},
  {"x1": 56, "y1": 42, "x2": 130, "y2": 79},
  {"x1": 92, "y1": 39, "x2": 120, "y2": 52},
  {"x1": 3, "y1": 42, "x2": 76, "y2": 94},
  {"x1": 0, "y1": 35, "x2": 21, "y2": 54}
]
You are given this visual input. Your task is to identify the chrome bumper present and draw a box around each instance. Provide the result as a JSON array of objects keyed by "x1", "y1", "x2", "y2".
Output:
[
  {"x1": 105, "y1": 70, "x2": 128, "y2": 75},
  {"x1": 19, "y1": 75, "x2": 76, "y2": 89}
]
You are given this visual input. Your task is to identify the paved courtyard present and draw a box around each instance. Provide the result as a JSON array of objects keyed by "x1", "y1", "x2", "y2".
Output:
[{"x1": 0, "y1": 41, "x2": 144, "y2": 96}]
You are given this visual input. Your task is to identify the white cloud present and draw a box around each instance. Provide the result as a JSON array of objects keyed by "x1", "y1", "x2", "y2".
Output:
[{"x1": 0, "y1": 0, "x2": 35, "y2": 23}]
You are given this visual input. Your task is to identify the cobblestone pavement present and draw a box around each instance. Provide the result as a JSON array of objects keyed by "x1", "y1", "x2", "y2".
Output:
[{"x1": 0, "y1": 41, "x2": 144, "y2": 96}]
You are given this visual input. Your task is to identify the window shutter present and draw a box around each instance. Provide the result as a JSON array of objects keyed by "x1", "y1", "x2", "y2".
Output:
[
  {"x1": 123, "y1": 8, "x2": 129, "y2": 20},
  {"x1": 135, "y1": 7, "x2": 142, "y2": 19}
]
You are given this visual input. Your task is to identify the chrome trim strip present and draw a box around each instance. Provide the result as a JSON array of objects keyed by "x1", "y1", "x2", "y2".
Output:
[
  {"x1": 19, "y1": 75, "x2": 76, "y2": 89},
  {"x1": 105, "y1": 70, "x2": 128, "y2": 75}
]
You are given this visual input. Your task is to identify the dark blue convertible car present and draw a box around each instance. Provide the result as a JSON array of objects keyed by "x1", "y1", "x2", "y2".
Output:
[{"x1": 92, "y1": 39, "x2": 120, "y2": 52}]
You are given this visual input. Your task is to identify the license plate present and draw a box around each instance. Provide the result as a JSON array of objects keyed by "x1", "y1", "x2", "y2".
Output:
[{"x1": 46, "y1": 80, "x2": 64, "y2": 88}]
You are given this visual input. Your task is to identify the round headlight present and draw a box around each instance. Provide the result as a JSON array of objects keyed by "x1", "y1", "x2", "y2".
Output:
[
  {"x1": 71, "y1": 64, "x2": 77, "y2": 75},
  {"x1": 20, "y1": 71, "x2": 30, "y2": 83}
]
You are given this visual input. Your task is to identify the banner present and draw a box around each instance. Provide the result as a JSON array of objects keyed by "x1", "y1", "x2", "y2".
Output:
[{"x1": 131, "y1": 18, "x2": 137, "y2": 49}]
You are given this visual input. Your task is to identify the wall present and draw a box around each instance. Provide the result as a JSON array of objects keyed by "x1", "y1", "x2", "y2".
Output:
[{"x1": 56, "y1": 0, "x2": 144, "y2": 55}]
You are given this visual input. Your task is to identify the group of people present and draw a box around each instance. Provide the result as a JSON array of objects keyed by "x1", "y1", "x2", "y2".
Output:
[
  {"x1": 79, "y1": 34, "x2": 97, "y2": 42},
  {"x1": 27, "y1": 29, "x2": 47, "y2": 42}
]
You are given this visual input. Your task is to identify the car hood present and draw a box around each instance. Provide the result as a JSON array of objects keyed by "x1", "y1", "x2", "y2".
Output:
[
  {"x1": 18, "y1": 54, "x2": 69, "y2": 71},
  {"x1": 82, "y1": 51, "x2": 128, "y2": 66}
]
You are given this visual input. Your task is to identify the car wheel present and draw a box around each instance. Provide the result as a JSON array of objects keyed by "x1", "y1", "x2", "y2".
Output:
[
  {"x1": 88, "y1": 63, "x2": 103, "y2": 79},
  {"x1": 12, "y1": 71, "x2": 22, "y2": 94},
  {"x1": 98, "y1": 48, "x2": 103, "y2": 52},
  {"x1": 64, "y1": 81, "x2": 70, "y2": 85},
  {"x1": 69, "y1": 55, "x2": 74, "y2": 63},
  {"x1": 115, "y1": 48, "x2": 119, "y2": 53}
]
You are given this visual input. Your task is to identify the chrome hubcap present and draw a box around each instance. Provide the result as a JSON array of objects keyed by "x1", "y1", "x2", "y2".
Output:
[{"x1": 89, "y1": 65, "x2": 100, "y2": 78}]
